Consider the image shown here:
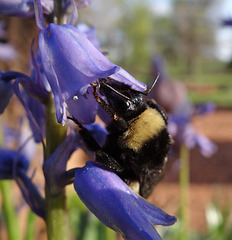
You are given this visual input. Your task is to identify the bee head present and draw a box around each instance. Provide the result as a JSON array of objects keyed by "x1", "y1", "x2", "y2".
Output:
[{"x1": 98, "y1": 78, "x2": 146, "y2": 120}]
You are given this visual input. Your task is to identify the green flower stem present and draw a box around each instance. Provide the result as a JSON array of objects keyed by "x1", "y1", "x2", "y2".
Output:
[
  {"x1": 44, "y1": 94, "x2": 68, "y2": 240},
  {"x1": 0, "y1": 180, "x2": 22, "y2": 240},
  {"x1": 54, "y1": 0, "x2": 66, "y2": 25},
  {"x1": 179, "y1": 143, "x2": 190, "y2": 240}
]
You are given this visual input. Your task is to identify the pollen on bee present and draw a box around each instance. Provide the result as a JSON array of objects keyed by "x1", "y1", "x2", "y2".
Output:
[{"x1": 73, "y1": 95, "x2": 78, "y2": 100}]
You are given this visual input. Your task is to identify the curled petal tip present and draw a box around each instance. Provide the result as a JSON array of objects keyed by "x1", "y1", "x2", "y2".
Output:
[{"x1": 74, "y1": 161, "x2": 176, "y2": 240}]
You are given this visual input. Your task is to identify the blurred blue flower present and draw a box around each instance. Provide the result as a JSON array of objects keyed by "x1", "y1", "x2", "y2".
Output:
[
  {"x1": 74, "y1": 161, "x2": 176, "y2": 240},
  {"x1": 0, "y1": 148, "x2": 45, "y2": 217},
  {"x1": 0, "y1": 0, "x2": 53, "y2": 17},
  {"x1": 0, "y1": 41, "x2": 50, "y2": 142},
  {"x1": 222, "y1": 18, "x2": 232, "y2": 27},
  {"x1": 0, "y1": 20, "x2": 18, "y2": 61},
  {"x1": 0, "y1": 43, "x2": 18, "y2": 61},
  {"x1": 75, "y1": 0, "x2": 92, "y2": 8},
  {"x1": 0, "y1": 148, "x2": 29, "y2": 179},
  {"x1": 76, "y1": 23, "x2": 100, "y2": 50},
  {"x1": 0, "y1": 72, "x2": 46, "y2": 143}
]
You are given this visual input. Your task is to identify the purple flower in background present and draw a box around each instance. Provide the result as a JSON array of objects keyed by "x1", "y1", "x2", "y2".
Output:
[
  {"x1": 0, "y1": 41, "x2": 50, "y2": 142},
  {"x1": 74, "y1": 161, "x2": 176, "y2": 240},
  {"x1": 75, "y1": 0, "x2": 92, "y2": 8},
  {"x1": 0, "y1": 21, "x2": 18, "y2": 61},
  {"x1": 0, "y1": 148, "x2": 45, "y2": 217},
  {"x1": 0, "y1": 0, "x2": 53, "y2": 17},
  {"x1": 0, "y1": 148, "x2": 29, "y2": 179},
  {"x1": 222, "y1": 18, "x2": 232, "y2": 27},
  {"x1": 0, "y1": 43, "x2": 18, "y2": 61},
  {"x1": 181, "y1": 124, "x2": 217, "y2": 157},
  {"x1": 76, "y1": 23, "x2": 100, "y2": 50}
]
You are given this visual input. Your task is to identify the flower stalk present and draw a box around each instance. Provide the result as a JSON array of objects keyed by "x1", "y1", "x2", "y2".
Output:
[
  {"x1": 54, "y1": 0, "x2": 66, "y2": 25},
  {"x1": 44, "y1": 94, "x2": 68, "y2": 240},
  {"x1": 0, "y1": 180, "x2": 22, "y2": 240},
  {"x1": 179, "y1": 143, "x2": 190, "y2": 240}
]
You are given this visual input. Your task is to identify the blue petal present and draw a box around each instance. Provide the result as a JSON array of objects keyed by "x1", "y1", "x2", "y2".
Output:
[
  {"x1": 110, "y1": 67, "x2": 147, "y2": 92},
  {"x1": 0, "y1": 77, "x2": 14, "y2": 114},
  {"x1": 26, "y1": 95, "x2": 46, "y2": 142},
  {"x1": 16, "y1": 170, "x2": 45, "y2": 219},
  {"x1": 0, "y1": 0, "x2": 34, "y2": 17},
  {"x1": 0, "y1": 148, "x2": 29, "y2": 179},
  {"x1": 43, "y1": 133, "x2": 81, "y2": 194},
  {"x1": 74, "y1": 162, "x2": 176, "y2": 240},
  {"x1": 39, "y1": 23, "x2": 119, "y2": 101},
  {"x1": 66, "y1": 87, "x2": 98, "y2": 124},
  {"x1": 85, "y1": 123, "x2": 108, "y2": 147},
  {"x1": 13, "y1": 80, "x2": 45, "y2": 143}
]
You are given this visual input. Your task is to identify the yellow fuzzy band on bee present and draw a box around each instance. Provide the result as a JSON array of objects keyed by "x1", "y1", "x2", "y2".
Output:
[{"x1": 122, "y1": 108, "x2": 165, "y2": 151}]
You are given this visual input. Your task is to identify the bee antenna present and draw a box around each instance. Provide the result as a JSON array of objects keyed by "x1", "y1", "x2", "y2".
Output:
[
  {"x1": 142, "y1": 73, "x2": 160, "y2": 96},
  {"x1": 100, "y1": 81, "x2": 132, "y2": 101}
]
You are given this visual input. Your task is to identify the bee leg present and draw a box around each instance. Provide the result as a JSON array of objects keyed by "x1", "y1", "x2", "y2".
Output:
[
  {"x1": 92, "y1": 82, "x2": 116, "y2": 119},
  {"x1": 67, "y1": 116, "x2": 101, "y2": 151},
  {"x1": 96, "y1": 151, "x2": 124, "y2": 172}
]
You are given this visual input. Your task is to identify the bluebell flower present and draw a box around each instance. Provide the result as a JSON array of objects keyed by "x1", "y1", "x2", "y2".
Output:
[
  {"x1": 34, "y1": 0, "x2": 146, "y2": 124},
  {"x1": 76, "y1": 23, "x2": 100, "y2": 50},
  {"x1": 0, "y1": 0, "x2": 53, "y2": 17},
  {"x1": 75, "y1": 0, "x2": 92, "y2": 8},
  {"x1": 0, "y1": 42, "x2": 49, "y2": 142},
  {"x1": 1, "y1": 40, "x2": 50, "y2": 102},
  {"x1": 74, "y1": 161, "x2": 176, "y2": 240},
  {"x1": 38, "y1": 23, "x2": 146, "y2": 124},
  {"x1": 181, "y1": 124, "x2": 217, "y2": 157},
  {"x1": 38, "y1": 22, "x2": 119, "y2": 124},
  {"x1": 0, "y1": 148, "x2": 29, "y2": 179},
  {"x1": 0, "y1": 148, "x2": 45, "y2": 218}
]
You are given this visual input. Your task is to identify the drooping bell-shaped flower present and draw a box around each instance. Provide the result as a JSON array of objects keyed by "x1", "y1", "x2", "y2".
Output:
[
  {"x1": 0, "y1": 148, "x2": 29, "y2": 179},
  {"x1": 34, "y1": 0, "x2": 147, "y2": 124},
  {"x1": 74, "y1": 161, "x2": 176, "y2": 240},
  {"x1": 0, "y1": 148, "x2": 45, "y2": 218},
  {"x1": 0, "y1": 0, "x2": 53, "y2": 17},
  {"x1": 38, "y1": 22, "x2": 119, "y2": 124}
]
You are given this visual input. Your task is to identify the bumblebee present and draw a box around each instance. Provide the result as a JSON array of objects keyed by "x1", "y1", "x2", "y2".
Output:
[{"x1": 69, "y1": 77, "x2": 172, "y2": 198}]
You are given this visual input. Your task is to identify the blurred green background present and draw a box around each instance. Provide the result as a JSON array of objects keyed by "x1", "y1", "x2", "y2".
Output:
[{"x1": 80, "y1": 0, "x2": 232, "y2": 107}]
